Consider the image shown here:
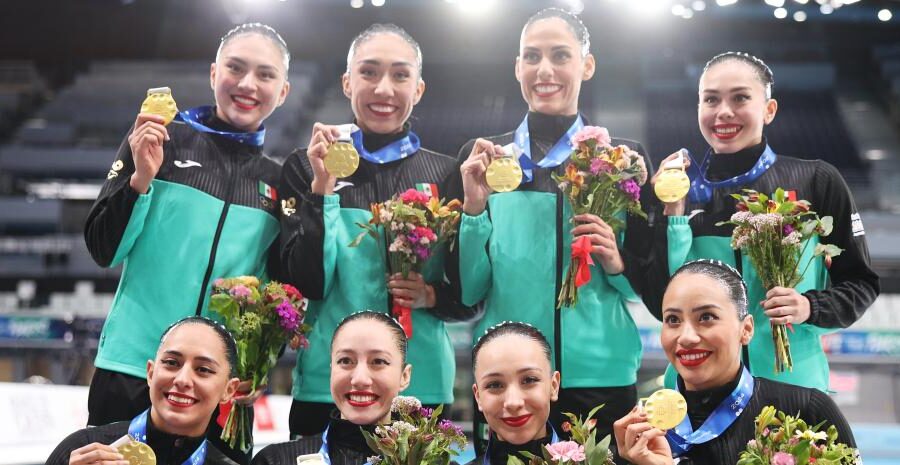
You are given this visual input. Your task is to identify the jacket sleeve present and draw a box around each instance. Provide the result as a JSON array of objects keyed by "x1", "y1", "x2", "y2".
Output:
[
  {"x1": 276, "y1": 149, "x2": 340, "y2": 300},
  {"x1": 83, "y1": 130, "x2": 155, "y2": 268},
  {"x1": 803, "y1": 162, "x2": 880, "y2": 328},
  {"x1": 806, "y1": 388, "x2": 857, "y2": 448}
]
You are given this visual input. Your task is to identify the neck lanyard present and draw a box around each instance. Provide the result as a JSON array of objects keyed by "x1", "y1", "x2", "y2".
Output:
[
  {"x1": 128, "y1": 409, "x2": 208, "y2": 465},
  {"x1": 318, "y1": 424, "x2": 375, "y2": 465},
  {"x1": 344, "y1": 124, "x2": 420, "y2": 164},
  {"x1": 176, "y1": 106, "x2": 265, "y2": 146},
  {"x1": 513, "y1": 114, "x2": 584, "y2": 183},
  {"x1": 687, "y1": 145, "x2": 777, "y2": 204},
  {"x1": 666, "y1": 365, "x2": 755, "y2": 457},
  {"x1": 483, "y1": 423, "x2": 560, "y2": 465}
]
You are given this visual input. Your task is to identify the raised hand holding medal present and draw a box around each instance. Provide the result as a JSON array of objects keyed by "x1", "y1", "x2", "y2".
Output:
[
  {"x1": 140, "y1": 87, "x2": 179, "y2": 125},
  {"x1": 324, "y1": 124, "x2": 360, "y2": 178},
  {"x1": 129, "y1": 87, "x2": 176, "y2": 194},
  {"x1": 654, "y1": 149, "x2": 691, "y2": 203},
  {"x1": 485, "y1": 143, "x2": 524, "y2": 193},
  {"x1": 640, "y1": 389, "x2": 688, "y2": 430}
]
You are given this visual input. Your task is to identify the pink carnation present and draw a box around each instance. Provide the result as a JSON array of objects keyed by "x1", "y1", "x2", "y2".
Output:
[
  {"x1": 571, "y1": 126, "x2": 611, "y2": 147},
  {"x1": 545, "y1": 441, "x2": 586, "y2": 462},
  {"x1": 399, "y1": 189, "x2": 430, "y2": 205},
  {"x1": 772, "y1": 452, "x2": 795, "y2": 465}
]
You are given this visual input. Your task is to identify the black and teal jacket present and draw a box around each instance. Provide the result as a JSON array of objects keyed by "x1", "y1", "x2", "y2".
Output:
[
  {"x1": 84, "y1": 114, "x2": 281, "y2": 379},
  {"x1": 446, "y1": 113, "x2": 652, "y2": 389},
  {"x1": 277, "y1": 127, "x2": 474, "y2": 405},
  {"x1": 632, "y1": 141, "x2": 880, "y2": 391}
]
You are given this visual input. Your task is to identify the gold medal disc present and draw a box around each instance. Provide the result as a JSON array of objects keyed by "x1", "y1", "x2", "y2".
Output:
[
  {"x1": 324, "y1": 142, "x2": 360, "y2": 178},
  {"x1": 654, "y1": 169, "x2": 691, "y2": 203},
  {"x1": 642, "y1": 389, "x2": 687, "y2": 430},
  {"x1": 486, "y1": 157, "x2": 523, "y2": 193},
  {"x1": 118, "y1": 441, "x2": 157, "y2": 465},
  {"x1": 140, "y1": 87, "x2": 178, "y2": 125}
]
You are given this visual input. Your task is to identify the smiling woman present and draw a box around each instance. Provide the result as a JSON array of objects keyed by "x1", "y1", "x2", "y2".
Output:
[{"x1": 46, "y1": 317, "x2": 242, "y2": 465}]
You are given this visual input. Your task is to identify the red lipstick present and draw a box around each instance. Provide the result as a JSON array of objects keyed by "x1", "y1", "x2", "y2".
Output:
[{"x1": 502, "y1": 414, "x2": 533, "y2": 427}]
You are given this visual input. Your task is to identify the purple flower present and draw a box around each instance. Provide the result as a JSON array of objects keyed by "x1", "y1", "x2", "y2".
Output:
[
  {"x1": 438, "y1": 419, "x2": 464, "y2": 437},
  {"x1": 415, "y1": 245, "x2": 430, "y2": 260},
  {"x1": 417, "y1": 407, "x2": 434, "y2": 418},
  {"x1": 783, "y1": 224, "x2": 795, "y2": 235},
  {"x1": 590, "y1": 158, "x2": 612, "y2": 175},
  {"x1": 619, "y1": 179, "x2": 641, "y2": 202},
  {"x1": 276, "y1": 298, "x2": 299, "y2": 332}
]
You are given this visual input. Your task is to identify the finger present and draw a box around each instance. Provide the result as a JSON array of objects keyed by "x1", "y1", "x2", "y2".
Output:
[
  {"x1": 393, "y1": 298, "x2": 415, "y2": 308},
  {"x1": 134, "y1": 113, "x2": 166, "y2": 129},
  {"x1": 389, "y1": 288, "x2": 419, "y2": 300},
  {"x1": 768, "y1": 316, "x2": 792, "y2": 326},
  {"x1": 139, "y1": 124, "x2": 169, "y2": 145},
  {"x1": 308, "y1": 141, "x2": 330, "y2": 160},
  {"x1": 764, "y1": 305, "x2": 793, "y2": 317},
  {"x1": 387, "y1": 280, "x2": 417, "y2": 291},
  {"x1": 491, "y1": 144, "x2": 507, "y2": 159}
]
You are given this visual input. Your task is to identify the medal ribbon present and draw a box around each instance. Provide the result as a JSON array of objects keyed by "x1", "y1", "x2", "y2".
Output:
[
  {"x1": 128, "y1": 409, "x2": 208, "y2": 465},
  {"x1": 514, "y1": 114, "x2": 584, "y2": 183},
  {"x1": 483, "y1": 423, "x2": 560, "y2": 465},
  {"x1": 665, "y1": 365, "x2": 754, "y2": 457},
  {"x1": 348, "y1": 125, "x2": 421, "y2": 164},
  {"x1": 176, "y1": 106, "x2": 265, "y2": 146},
  {"x1": 686, "y1": 145, "x2": 777, "y2": 204},
  {"x1": 571, "y1": 235, "x2": 595, "y2": 287}
]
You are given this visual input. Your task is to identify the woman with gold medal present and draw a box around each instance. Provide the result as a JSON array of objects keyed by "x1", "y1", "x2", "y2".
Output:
[
  {"x1": 47, "y1": 317, "x2": 243, "y2": 465},
  {"x1": 613, "y1": 260, "x2": 856, "y2": 465},
  {"x1": 276, "y1": 24, "x2": 473, "y2": 438},
  {"x1": 446, "y1": 8, "x2": 652, "y2": 455},
  {"x1": 634, "y1": 52, "x2": 879, "y2": 392}
]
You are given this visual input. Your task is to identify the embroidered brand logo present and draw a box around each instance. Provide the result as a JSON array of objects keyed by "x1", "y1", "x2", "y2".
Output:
[
  {"x1": 334, "y1": 181, "x2": 354, "y2": 192},
  {"x1": 174, "y1": 160, "x2": 202, "y2": 168},
  {"x1": 851, "y1": 212, "x2": 865, "y2": 237}
]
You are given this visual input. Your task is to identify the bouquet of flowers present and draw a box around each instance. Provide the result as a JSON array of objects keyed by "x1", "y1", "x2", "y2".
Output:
[
  {"x1": 350, "y1": 188, "x2": 462, "y2": 338},
  {"x1": 209, "y1": 276, "x2": 310, "y2": 452},
  {"x1": 508, "y1": 404, "x2": 614, "y2": 465},
  {"x1": 553, "y1": 126, "x2": 648, "y2": 309},
  {"x1": 361, "y1": 396, "x2": 467, "y2": 465},
  {"x1": 717, "y1": 188, "x2": 843, "y2": 373},
  {"x1": 737, "y1": 406, "x2": 861, "y2": 465}
]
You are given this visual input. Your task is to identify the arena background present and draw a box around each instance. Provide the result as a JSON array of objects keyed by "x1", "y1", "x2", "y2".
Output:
[{"x1": 1, "y1": 0, "x2": 899, "y2": 463}]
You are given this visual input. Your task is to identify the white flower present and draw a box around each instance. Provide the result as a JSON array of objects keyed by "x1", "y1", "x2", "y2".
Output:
[
  {"x1": 390, "y1": 395, "x2": 422, "y2": 414},
  {"x1": 794, "y1": 429, "x2": 828, "y2": 442},
  {"x1": 390, "y1": 420, "x2": 417, "y2": 435},
  {"x1": 730, "y1": 211, "x2": 752, "y2": 224},
  {"x1": 749, "y1": 213, "x2": 782, "y2": 231},
  {"x1": 781, "y1": 231, "x2": 802, "y2": 246}
]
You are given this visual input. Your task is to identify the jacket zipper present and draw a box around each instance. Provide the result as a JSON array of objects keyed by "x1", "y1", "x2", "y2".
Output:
[{"x1": 195, "y1": 158, "x2": 237, "y2": 315}]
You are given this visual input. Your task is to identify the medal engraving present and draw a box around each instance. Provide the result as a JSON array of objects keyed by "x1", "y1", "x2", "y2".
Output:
[
  {"x1": 654, "y1": 169, "x2": 691, "y2": 203},
  {"x1": 140, "y1": 87, "x2": 178, "y2": 125},
  {"x1": 118, "y1": 441, "x2": 157, "y2": 465},
  {"x1": 642, "y1": 389, "x2": 687, "y2": 430},
  {"x1": 324, "y1": 142, "x2": 360, "y2": 178}
]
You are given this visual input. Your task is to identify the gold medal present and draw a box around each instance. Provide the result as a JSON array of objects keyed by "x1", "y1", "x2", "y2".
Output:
[
  {"x1": 118, "y1": 440, "x2": 157, "y2": 465},
  {"x1": 641, "y1": 389, "x2": 687, "y2": 430},
  {"x1": 654, "y1": 168, "x2": 691, "y2": 203},
  {"x1": 140, "y1": 87, "x2": 178, "y2": 125},
  {"x1": 324, "y1": 141, "x2": 360, "y2": 178},
  {"x1": 486, "y1": 157, "x2": 523, "y2": 193}
]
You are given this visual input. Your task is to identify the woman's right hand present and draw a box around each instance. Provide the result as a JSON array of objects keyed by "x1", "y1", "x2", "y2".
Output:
[
  {"x1": 68, "y1": 443, "x2": 129, "y2": 465},
  {"x1": 613, "y1": 407, "x2": 674, "y2": 465},
  {"x1": 307, "y1": 122, "x2": 340, "y2": 196},
  {"x1": 650, "y1": 150, "x2": 692, "y2": 217},
  {"x1": 128, "y1": 113, "x2": 168, "y2": 194},
  {"x1": 460, "y1": 139, "x2": 504, "y2": 216}
]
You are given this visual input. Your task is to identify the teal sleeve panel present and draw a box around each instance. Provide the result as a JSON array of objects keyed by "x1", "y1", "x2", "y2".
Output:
[
  {"x1": 666, "y1": 215, "x2": 693, "y2": 276},
  {"x1": 109, "y1": 184, "x2": 154, "y2": 267},
  {"x1": 321, "y1": 194, "x2": 341, "y2": 299},
  {"x1": 458, "y1": 211, "x2": 494, "y2": 307}
]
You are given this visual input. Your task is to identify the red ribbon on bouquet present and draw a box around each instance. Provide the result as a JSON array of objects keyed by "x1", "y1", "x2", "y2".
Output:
[
  {"x1": 392, "y1": 300, "x2": 413, "y2": 338},
  {"x1": 572, "y1": 235, "x2": 595, "y2": 287}
]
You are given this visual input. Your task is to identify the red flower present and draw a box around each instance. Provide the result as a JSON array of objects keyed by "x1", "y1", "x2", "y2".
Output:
[
  {"x1": 736, "y1": 202, "x2": 749, "y2": 212},
  {"x1": 561, "y1": 421, "x2": 572, "y2": 433},
  {"x1": 399, "y1": 189, "x2": 430, "y2": 205},
  {"x1": 282, "y1": 283, "x2": 303, "y2": 301}
]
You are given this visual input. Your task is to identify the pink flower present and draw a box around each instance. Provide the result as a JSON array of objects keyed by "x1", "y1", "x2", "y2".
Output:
[
  {"x1": 544, "y1": 441, "x2": 586, "y2": 462},
  {"x1": 230, "y1": 285, "x2": 251, "y2": 298},
  {"x1": 399, "y1": 189, "x2": 430, "y2": 205},
  {"x1": 772, "y1": 452, "x2": 796, "y2": 465},
  {"x1": 590, "y1": 157, "x2": 612, "y2": 175},
  {"x1": 571, "y1": 126, "x2": 611, "y2": 147}
]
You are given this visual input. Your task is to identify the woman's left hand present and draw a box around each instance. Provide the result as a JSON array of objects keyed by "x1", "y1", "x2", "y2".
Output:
[
  {"x1": 233, "y1": 380, "x2": 266, "y2": 406},
  {"x1": 762, "y1": 287, "x2": 811, "y2": 325},
  {"x1": 387, "y1": 272, "x2": 436, "y2": 309},
  {"x1": 571, "y1": 214, "x2": 624, "y2": 275}
]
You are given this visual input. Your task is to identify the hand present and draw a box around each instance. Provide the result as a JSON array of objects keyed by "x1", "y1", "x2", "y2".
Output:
[
  {"x1": 232, "y1": 380, "x2": 266, "y2": 406},
  {"x1": 460, "y1": 139, "x2": 505, "y2": 216},
  {"x1": 387, "y1": 272, "x2": 436, "y2": 309},
  {"x1": 128, "y1": 113, "x2": 168, "y2": 194},
  {"x1": 307, "y1": 122, "x2": 340, "y2": 195},
  {"x1": 69, "y1": 443, "x2": 129, "y2": 465},
  {"x1": 762, "y1": 287, "x2": 811, "y2": 326},
  {"x1": 650, "y1": 150, "x2": 691, "y2": 217},
  {"x1": 613, "y1": 407, "x2": 674, "y2": 465},
  {"x1": 571, "y1": 214, "x2": 624, "y2": 274}
]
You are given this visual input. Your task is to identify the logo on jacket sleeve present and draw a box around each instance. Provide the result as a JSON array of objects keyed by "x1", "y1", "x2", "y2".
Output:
[
  {"x1": 851, "y1": 212, "x2": 865, "y2": 237},
  {"x1": 258, "y1": 181, "x2": 278, "y2": 200}
]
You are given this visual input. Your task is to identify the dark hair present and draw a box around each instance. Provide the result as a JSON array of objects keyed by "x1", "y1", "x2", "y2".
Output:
[
  {"x1": 670, "y1": 259, "x2": 749, "y2": 319},
  {"x1": 521, "y1": 8, "x2": 590, "y2": 57},
  {"x1": 159, "y1": 316, "x2": 239, "y2": 377},
  {"x1": 332, "y1": 310, "x2": 409, "y2": 364},
  {"x1": 472, "y1": 321, "x2": 552, "y2": 369},
  {"x1": 217, "y1": 22, "x2": 291, "y2": 72},
  {"x1": 703, "y1": 51, "x2": 774, "y2": 99},
  {"x1": 346, "y1": 23, "x2": 423, "y2": 77}
]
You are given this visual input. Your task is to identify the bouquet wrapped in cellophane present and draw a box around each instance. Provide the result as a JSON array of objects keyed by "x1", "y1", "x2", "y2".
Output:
[
  {"x1": 209, "y1": 276, "x2": 310, "y2": 452},
  {"x1": 553, "y1": 126, "x2": 648, "y2": 309},
  {"x1": 350, "y1": 188, "x2": 462, "y2": 338},
  {"x1": 718, "y1": 188, "x2": 843, "y2": 373}
]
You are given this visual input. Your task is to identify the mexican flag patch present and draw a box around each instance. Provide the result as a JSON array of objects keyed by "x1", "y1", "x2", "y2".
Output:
[
  {"x1": 415, "y1": 183, "x2": 438, "y2": 199},
  {"x1": 258, "y1": 181, "x2": 278, "y2": 201}
]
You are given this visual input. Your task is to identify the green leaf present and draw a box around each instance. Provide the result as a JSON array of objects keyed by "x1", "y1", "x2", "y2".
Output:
[
  {"x1": 774, "y1": 187, "x2": 785, "y2": 203},
  {"x1": 814, "y1": 243, "x2": 843, "y2": 258},
  {"x1": 819, "y1": 216, "x2": 834, "y2": 236},
  {"x1": 506, "y1": 455, "x2": 526, "y2": 465}
]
